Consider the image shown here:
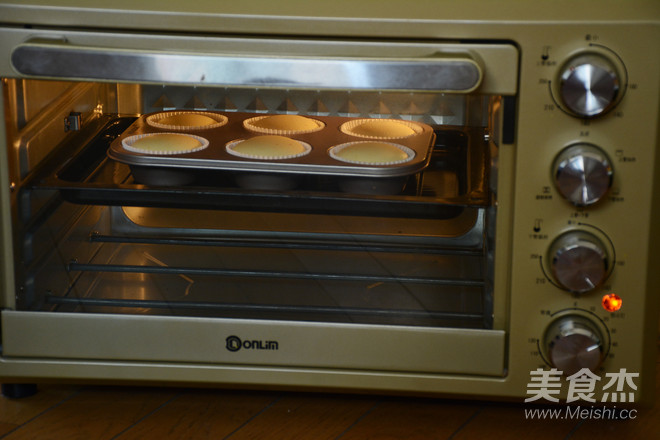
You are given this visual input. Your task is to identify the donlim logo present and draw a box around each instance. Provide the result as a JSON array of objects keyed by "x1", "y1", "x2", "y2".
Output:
[
  {"x1": 225, "y1": 336, "x2": 243, "y2": 352},
  {"x1": 226, "y1": 335, "x2": 279, "y2": 352}
]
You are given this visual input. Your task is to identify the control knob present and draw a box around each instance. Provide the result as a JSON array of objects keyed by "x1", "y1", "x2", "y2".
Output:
[
  {"x1": 548, "y1": 231, "x2": 611, "y2": 293},
  {"x1": 557, "y1": 52, "x2": 622, "y2": 118},
  {"x1": 544, "y1": 315, "x2": 606, "y2": 376},
  {"x1": 553, "y1": 143, "x2": 613, "y2": 206}
]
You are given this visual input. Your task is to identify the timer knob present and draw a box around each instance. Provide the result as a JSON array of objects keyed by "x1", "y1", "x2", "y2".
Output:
[
  {"x1": 553, "y1": 144, "x2": 613, "y2": 206},
  {"x1": 558, "y1": 52, "x2": 621, "y2": 117},
  {"x1": 544, "y1": 315, "x2": 605, "y2": 376},
  {"x1": 548, "y1": 231, "x2": 610, "y2": 293}
]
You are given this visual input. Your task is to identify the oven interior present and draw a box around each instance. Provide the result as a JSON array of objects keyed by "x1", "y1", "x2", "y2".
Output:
[{"x1": 4, "y1": 79, "x2": 500, "y2": 330}]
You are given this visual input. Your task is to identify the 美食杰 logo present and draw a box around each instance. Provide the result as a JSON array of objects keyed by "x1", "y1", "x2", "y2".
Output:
[
  {"x1": 523, "y1": 368, "x2": 640, "y2": 421},
  {"x1": 525, "y1": 367, "x2": 638, "y2": 403}
]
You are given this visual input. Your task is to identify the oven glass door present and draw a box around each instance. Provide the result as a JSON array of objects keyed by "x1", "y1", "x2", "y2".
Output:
[{"x1": 1, "y1": 29, "x2": 517, "y2": 380}]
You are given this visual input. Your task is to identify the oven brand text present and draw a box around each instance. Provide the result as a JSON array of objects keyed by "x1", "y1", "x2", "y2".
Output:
[{"x1": 226, "y1": 335, "x2": 279, "y2": 352}]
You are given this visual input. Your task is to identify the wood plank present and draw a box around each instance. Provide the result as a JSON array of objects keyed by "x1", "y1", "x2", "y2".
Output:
[
  {"x1": 226, "y1": 393, "x2": 379, "y2": 440},
  {"x1": 0, "y1": 422, "x2": 19, "y2": 438},
  {"x1": 1, "y1": 386, "x2": 177, "y2": 440},
  {"x1": 450, "y1": 403, "x2": 579, "y2": 440},
  {"x1": 338, "y1": 398, "x2": 481, "y2": 440},
  {"x1": 114, "y1": 390, "x2": 279, "y2": 439},
  {"x1": 0, "y1": 385, "x2": 80, "y2": 426}
]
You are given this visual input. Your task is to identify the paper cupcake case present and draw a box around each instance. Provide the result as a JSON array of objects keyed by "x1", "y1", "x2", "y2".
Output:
[
  {"x1": 226, "y1": 138, "x2": 313, "y2": 160},
  {"x1": 339, "y1": 119, "x2": 424, "y2": 139},
  {"x1": 328, "y1": 141, "x2": 416, "y2": 166},
  {"x1": 146, "y1": 111, "x2": 228, "y2": 130},
  {"x1": 122, "y1": 133, "x2": 210, "y2": 155},
  {"x1": 242, "y1": 115, "x2": 325, "y2": 135},
  {"x1": 108, "y1": 111, "x2": 436, "y2": 189}
]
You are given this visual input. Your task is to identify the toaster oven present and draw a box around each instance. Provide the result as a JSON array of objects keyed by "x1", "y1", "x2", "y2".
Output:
[{"x1": 1, "y1": 0, "x2": 659, "y2": 404}]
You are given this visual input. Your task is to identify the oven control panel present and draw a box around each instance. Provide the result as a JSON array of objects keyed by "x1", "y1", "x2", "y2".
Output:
[{"x1": 511, "y1": 24, "x2": 659, "y2": 403}]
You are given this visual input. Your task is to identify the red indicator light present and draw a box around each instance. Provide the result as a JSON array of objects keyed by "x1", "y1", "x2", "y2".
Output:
[{"x1": 602, "y1": 293, "x2": 623, "y2": 312}]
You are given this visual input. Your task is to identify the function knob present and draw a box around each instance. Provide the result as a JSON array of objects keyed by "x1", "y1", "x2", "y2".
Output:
[
  {"x1": 544, "y1": 315, "x2": 606, "y2": 376},
  {"x1": 548, "y1": 231, "x2": 611, "y2": 293},
  {"x1": 553, "y1": 143, "x2": 613, "y2": 206},
  {"x1": 557, "y1": 52, "x2": 622, "y2": 118}
]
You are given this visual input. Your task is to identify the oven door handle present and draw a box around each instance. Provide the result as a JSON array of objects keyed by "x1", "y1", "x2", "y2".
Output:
[{"x1": 11, "y1": 40, "x2": 483, "y2": 92}]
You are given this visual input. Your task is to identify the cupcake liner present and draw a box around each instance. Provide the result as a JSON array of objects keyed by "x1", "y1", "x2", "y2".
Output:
[
  {"x1": 328, "y1": 141, "x2": 415, "y2": 165},
  {"x1": 243, "y1": 115, "x2": 325, "y2": 135},
  {"x1": 146, "y1": 111, "x2": 228, "y2": 130},
  {"x1": 226, "y1": 138, "x2": 312, "y2": 160},
  {"x1": 122, "y1": 133, "x2": 209, "y2": 155},
  {"x1": 339, "y1": 119, "x2": 423, "y2": 139}
]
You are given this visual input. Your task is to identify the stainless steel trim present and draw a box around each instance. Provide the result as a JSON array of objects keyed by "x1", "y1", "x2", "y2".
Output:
[
  {"x1": 11, "y1": 42, "x2": 483, "y2": 92},
  {"x1": 1, "y1": 311, "x2": 506, "y2": 376}
]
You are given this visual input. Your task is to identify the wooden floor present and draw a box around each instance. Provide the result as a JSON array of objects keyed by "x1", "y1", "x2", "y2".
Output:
[{"x1": 1, "y1": 345, "x2": 658, "y2": 439}]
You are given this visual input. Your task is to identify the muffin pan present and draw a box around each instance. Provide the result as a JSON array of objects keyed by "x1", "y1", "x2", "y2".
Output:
[{"x1": 108, "y1": 111, "x2": 436, "y2": 190}]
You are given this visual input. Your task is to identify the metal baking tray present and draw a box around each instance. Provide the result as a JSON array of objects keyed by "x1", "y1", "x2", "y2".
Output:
[
  {"x1": 107, "y1": 112, "x2": 436, "y2": 179},
  {"x1": 28, "y1": 116, "x2": 487, "y2": 218}
]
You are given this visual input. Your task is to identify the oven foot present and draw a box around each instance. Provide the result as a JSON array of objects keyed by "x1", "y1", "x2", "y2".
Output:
[{"x1": 1, "y1": 383, "x2": 38, "y2": 399}]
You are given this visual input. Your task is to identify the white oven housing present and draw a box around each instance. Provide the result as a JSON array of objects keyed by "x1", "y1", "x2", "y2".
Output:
[{"x1": 0, "y1": 0, "x2": 659, "y2": 403}]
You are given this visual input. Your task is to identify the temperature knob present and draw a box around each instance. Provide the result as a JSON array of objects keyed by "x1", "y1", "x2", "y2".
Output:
[
  {"x1": 553, "y1": 144, "x2": 613, "y2": 206},
  {"x1": 557, "y1": 52, "x2": 622, "y2": 117},
  {"x1": 548, "y1": 231, "x2": 611, "y2": 293},
  {"x1": 544, "y1": 315, "x2": 606, "y2": 376}
]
